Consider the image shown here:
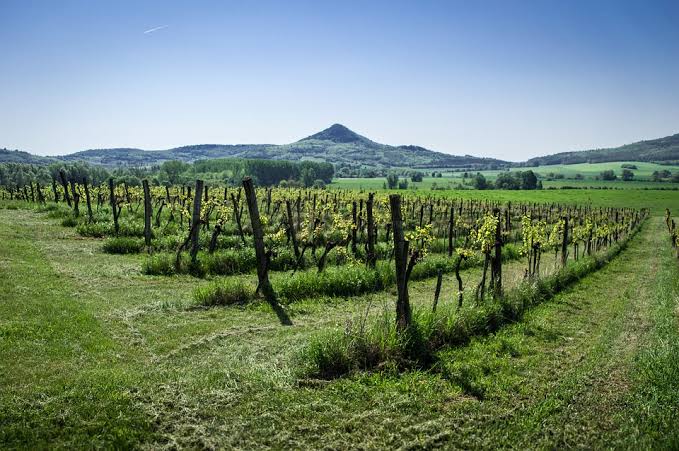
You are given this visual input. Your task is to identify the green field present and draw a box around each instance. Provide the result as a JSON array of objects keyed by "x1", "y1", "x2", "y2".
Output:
[
  {"x1": 445, "y1": 161, "x2": 679, "y2": 180},
  {"x1": 2, "y1": 184, "x2": 679, "y2": 448},
  {"x1": 331, "y1": 181, "x2": 679, "y2": 216},
  {"x1": 333, "y1": 161, "x2": 679, "y2": 193}
]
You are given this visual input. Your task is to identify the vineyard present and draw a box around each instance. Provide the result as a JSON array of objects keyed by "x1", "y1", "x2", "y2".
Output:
[{"x1": 1, "y1": 176, "x2": 677, "y2": 449}]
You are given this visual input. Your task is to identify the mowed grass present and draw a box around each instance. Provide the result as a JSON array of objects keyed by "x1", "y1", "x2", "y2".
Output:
[{"x1": 1, "y1": 203, "x2": 678, "y2": 448}]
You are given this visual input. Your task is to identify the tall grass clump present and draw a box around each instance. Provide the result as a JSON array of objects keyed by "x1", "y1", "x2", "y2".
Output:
[
  {"x1": 193, "y1": 279, "x2": 256, "y2": 307},
  {"x1": 142, "y1": 253, "x2": 178, "y2": 276},
  {"x1": 76, "y1": 221, "x2": 111, "y2": 237},
  {"x1": 276, "y1": 264, "x2": 393, "y2": 302},
  {"x1": 141, "y1": 253, "x2": 206, "y2": 277},
  {"x1": 297, "y1": 311, "x2": 431, "y2": 379},
  {"x1": 203, "y1": 249, "x2": 256, "y2": 275},
  {"x1": 102, "y1": 237, "x2": 144, "y2": 254},
  {"x1": 61, "y1": 215, "x2": 79, "y2": 227}
]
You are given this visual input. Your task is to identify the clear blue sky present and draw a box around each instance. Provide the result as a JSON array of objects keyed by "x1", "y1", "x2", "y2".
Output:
[{"x1": 1, "y1": 0, "x2": 678, "y2": 161}]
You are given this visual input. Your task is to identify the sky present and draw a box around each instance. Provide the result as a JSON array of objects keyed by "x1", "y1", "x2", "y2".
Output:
[{"x1": 1, "y1": 0, "x2": 678, "y2": 161}]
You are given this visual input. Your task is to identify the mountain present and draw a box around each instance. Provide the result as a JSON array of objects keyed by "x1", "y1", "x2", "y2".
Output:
[
  {"x1": 526, "y1": 132, "x2": 679, "y2": 166},
  {"x1": 302, "y1": 123, "x2": 374, "y2": 144},
  {"x1": 1, "y1": 124, "x2": 509, "y2": 170}
]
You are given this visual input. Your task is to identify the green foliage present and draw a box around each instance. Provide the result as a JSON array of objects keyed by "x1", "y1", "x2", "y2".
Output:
[
  {"x1": 600, "y1": 170, "x2": 617, "y2": 181},
  {"x1": 386, "y1": 173, "x2": 399, "y2": 189},
  {"x1": 473, "y1": 173, "x2": 488, "y2": 190},
  {"x1": 203, "y1": 249, "x2": 257, "y2": 275},
  {"x1": 193, "y1": 279, "x2": 255, "y2": 307},
  {"x1": 276, "y1": 264, "x2": 392, "y2": 303},
  {"x1": 102, "y1": 237, "x2": 144, "y2": 254},
  {"x1": 141, "y1": 254, "x2": 177, "y2": 276},
  {"x1": 61, "y1": 215, "x2": 78, "y2": 227}
]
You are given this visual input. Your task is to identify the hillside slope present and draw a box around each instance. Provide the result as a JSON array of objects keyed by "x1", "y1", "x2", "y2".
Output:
[
  {"x1": 526, "y1": 133, "x2": 679, "y2": 166},
  {"x1": 0, "y1": 149, "x2": 55, "y2": 165}
]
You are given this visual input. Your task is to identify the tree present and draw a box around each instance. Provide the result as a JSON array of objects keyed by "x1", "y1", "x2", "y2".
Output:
[
  {"x1": 621, "y1": 169, "x2": 634, "y2": 181},
  {"x1": 520, "y1": 170, "x2": 538, "y2": 190},
  {"x1": 494, "y1": 172, "x2": 520, "y2": 190},
  {"x1": 600, "y1": 170, "x2": 617, "y2": 181},
  {"x1": 473, "y1": 173, "x2": 489, "y2": 190},
  {"x1": 161, "y1": 160, "x2": 189, "y2": 185},
  {"x1": 300, "y1": 166, "x2": 317, "y2": 187},
  {"x1": 386, "y1": 173, "x2": 399, "y2": 189},
  {"x1": 410, "y1": 171, "x2": 423, "y2": 182}
]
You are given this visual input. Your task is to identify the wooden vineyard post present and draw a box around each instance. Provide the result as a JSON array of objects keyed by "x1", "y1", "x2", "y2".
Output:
[
  {"x1": 243, "y1": 177, "x2": 276, "y2": 303},
  {"x1": 492, "y1": 208, "x2": 503, "y2": 299},
  {"x1": 51, "y1": 178, "x2": 59, "y2": 203},
  {"x1": 351, "y1": 201, "x2": 358, "y2": 256},
  {"x1": 59, "y1": 169, "x2": 71, "y2": 207},
  {"x1": 189, "y1": 179, "x2": 204, "y2": 264},
  {"x1": 83, "y1": 177, "x2": 93, "y2": 222},
  {"x1": 286, "y1": 200, "x2": 300, "y2": 260},
  {"x1": 366, "y1": 193, "x2": 376, "y2": 268},
  {"x1": 561, "y1": 216, "x2": 569, "y2": 267},
  {"x1": 390, "y1": 194, "x2": 411, "y2": 332},
  {"x1": 69, "y1": 180, "x2": 80, "y2": 217},
  {"x1": 142, "y1": 179, "x2": 153, "y2": 251},
  {"x1": 432, "y1": 269, "x2": 443, "y2": 312},
  {"x1": 36, "y1": 182, "x2": 45, "y2": 204},
  {"x1": 447, "y1": 205, "x2": 455, "y2": 257},
  {"x1": 108, "y1": 178, "x2": 120, "y2": 235},
  {"x1": 231, "y1": 192, "x2": 246, "y2": 245}
]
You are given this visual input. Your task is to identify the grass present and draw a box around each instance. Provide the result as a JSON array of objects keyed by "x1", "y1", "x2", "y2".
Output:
[
  {"x1": 193, "y1": 279, "x2": 256, "y2": 307},
  {"x1": 298, "y1": 220, "x2": 642, "y2": 379},
  {"x1": 102, "y1": 236, "x2": 145, "y2": 254},
  {"x1": 1, "y1": 202, "x2": 678, "y2": 448}
]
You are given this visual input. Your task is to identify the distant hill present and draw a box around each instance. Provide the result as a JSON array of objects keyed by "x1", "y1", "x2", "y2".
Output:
[
  {"x1": 0, "y1": 124, "x2": 508, "y2": 170},
  {"x1": 60, "y1": 144, "x2": 271, "y2": 166},
  {"x1": 526, "y1": 133, "x2": 679, "y2": 166},
  {"x1": 0, "y1": 148, "x2": 55, "y2": 165},
  {"x1": 6, "y1": 125, "x2": 678, "y2": 170}
]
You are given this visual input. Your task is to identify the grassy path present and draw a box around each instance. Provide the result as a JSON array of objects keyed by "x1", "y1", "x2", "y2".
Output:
[{"x1": 1, "y1": 209, "x2": 678, "y2": 448}]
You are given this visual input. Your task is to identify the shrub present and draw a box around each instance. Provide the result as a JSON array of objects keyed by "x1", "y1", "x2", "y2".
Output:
[
  {"x1": 76, "y1": 222, "x2": 111, "y2": 237},
  {"x1": 61, "y1": 216, "x2": 78, "y2": 227},
  {"x1": 103, "y1": 237, "x2": 144, "y2": 254},
  {"x1": 276, "y1": 264, "x2": 392, "y2": 303},
  {"x1": 193, "y1": 279, "x2": 256, "y2": 307},
  {"x1": 142, "y1": 253, "x2": 207, "y2": 277},
  {"x1": 203, "y1": 249, "x2": 256, "y2": 275},
  {"x1": 142, "y1": 254, "x2": 177, "y2": 276}
]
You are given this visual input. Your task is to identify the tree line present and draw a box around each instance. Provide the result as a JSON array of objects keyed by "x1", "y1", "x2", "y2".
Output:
[{"x1": 0, "y1": 158, "x2": 335, "y2": 193}]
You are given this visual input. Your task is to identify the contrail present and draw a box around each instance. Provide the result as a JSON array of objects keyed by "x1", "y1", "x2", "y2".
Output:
[{"x1": 143, "y1": 25, "x2": 169, "y2": 34}]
